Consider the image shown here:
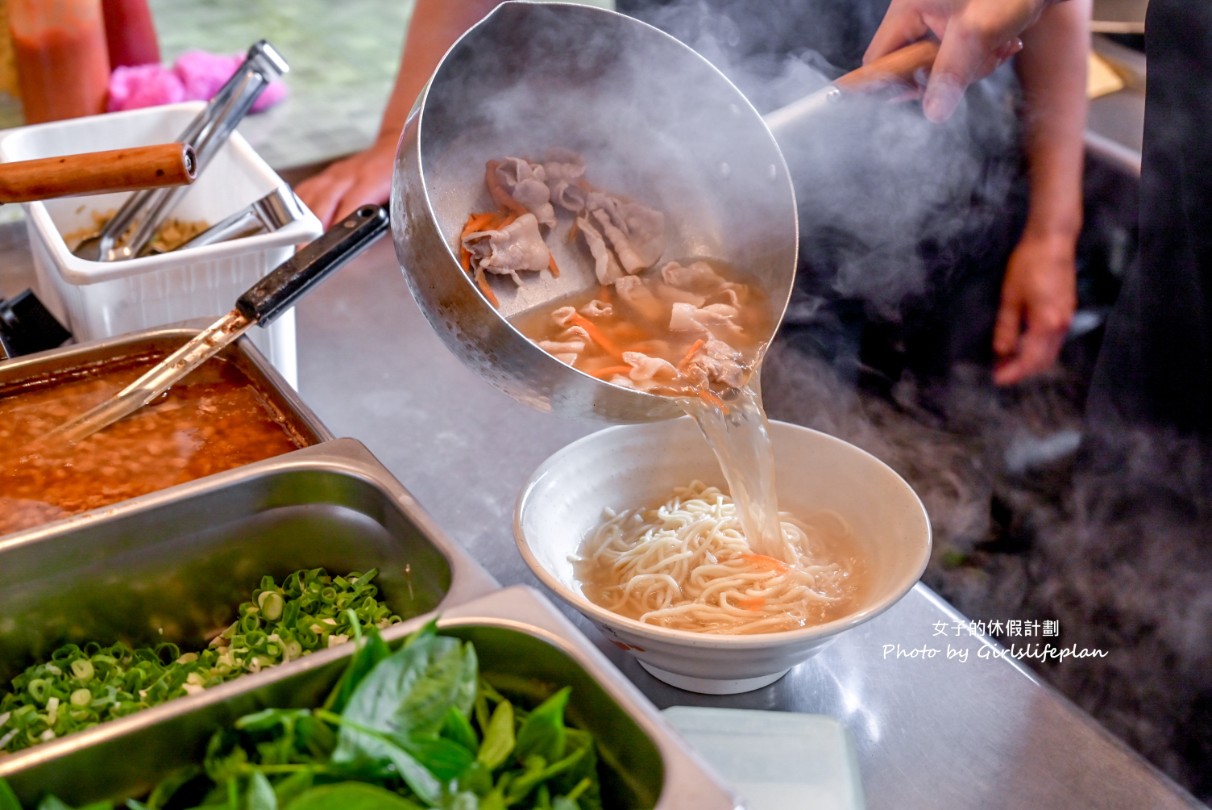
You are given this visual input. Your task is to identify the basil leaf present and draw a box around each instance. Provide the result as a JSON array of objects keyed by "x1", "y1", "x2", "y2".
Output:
[
  {"x1": 328, "y1": 716, "x2": 442, "y2": 805},
  {"x1": 445, "y1": 793, "x2": 480, "y2": 810},
  {"x1": 514, "y1": 687, "x2": 571, "y2": 764},
  {"x1": 323, "y1": 626, "x2": 393, "y2": 715},
  {"x1": 456, "y1": 761, "x2": 493, "y2": 796},
  {"x1": 441, "y1": 705, "x2": 478, "y2": 754},
  {"x1": 340, "y1": 634, "x2": 475, "y2": 741},
  {"x1": 285, "y1": 783, "x2": 425, "y2": 810},
  {"x1": 271, "y1": 772, "x2": 316, "y2": 806},
  {"x1": 0, "y1": 780, "x2": 20, "y2": 810},
  {"x1": 505, "y1": 747, "x2": 588, "y2": 805},
  {"x1": 395, "y1": 734, "x2": 475, "y2": 782},
  {"x1": 478, "y1": 788, "x2": 507, "y2": 810},
  {"x1": 476, "y1": 700, "x2": 515, "y2": 770},
  {"x1": 246, "y1": 772, "x2": 277, "y2": 810}
]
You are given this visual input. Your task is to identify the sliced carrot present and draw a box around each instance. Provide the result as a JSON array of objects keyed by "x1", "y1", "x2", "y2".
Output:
[
  {"x1": 567, "y1": 312, "x2": 624, "y2": 359},
  {"x1": 589, "y1": 364, "x2": 633, "y2": 379},
  {"x1": 741, "y1": 553, "x2": 791, "y2": 573},
  {"x1": 474, "y1": 267, "x2": 499, "y2": 308},
  {"x1": 677, "y1": 338, "x2": 706, "y2": 372},
  {"x1": 462, "y1": 212, "x2": 498, "y2": 240},
  {"x1": 698, "y1": 388, "x2": 726, "y2": 410},
  {"x1": 566, "y1": 218, "x2": 581, "y2": 243},
  {"x1": 611, "y1": 322, "x2": 654, "y2": 342},
  {"x1": 547, "y1": 251, "x2": 561, "y2": 278},
  {"x1": 736, "y1": 596, "x2": 766, "y2": 611},
  {"x1": 459, "y1": 246, "x2": 471, "y2": 273}
]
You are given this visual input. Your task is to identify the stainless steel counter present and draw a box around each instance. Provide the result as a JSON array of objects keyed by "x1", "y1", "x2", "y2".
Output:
[
  {"x1": 1, "y1": 227, "x2": 1201, "y2": 809},
  {"x1": 286, "y1": 237, "x2": 1201, "y2": 810}
]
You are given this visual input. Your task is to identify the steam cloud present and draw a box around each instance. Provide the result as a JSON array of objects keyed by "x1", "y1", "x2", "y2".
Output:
[
  {"x1": 427, "y1": 3, "x2": 1210, "y2": 800},
  {"x1": 622, "y1": 0, "x2": 1212, "y2": 801}
]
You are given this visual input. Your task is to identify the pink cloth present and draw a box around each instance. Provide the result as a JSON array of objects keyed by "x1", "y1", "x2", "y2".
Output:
[
  {"x1": 107, "y1": 63, "x2": 186, "y2": 112},
  {"x1": 106, "y1": 51, "x2": 288, "y2": 113}
]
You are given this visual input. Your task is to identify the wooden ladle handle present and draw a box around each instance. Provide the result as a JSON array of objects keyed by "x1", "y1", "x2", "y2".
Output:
[
  {"x1": 834, "y1": 39, "x2": 940, "y2": 94},
  {"x1": 0, "y1": 142, "x2": 197, "y2": 204}
]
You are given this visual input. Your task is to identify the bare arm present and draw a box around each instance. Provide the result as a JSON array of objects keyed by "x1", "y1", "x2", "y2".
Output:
[
  {"x1": 992, "y1": 0, "x2": 1089, "y2": 385},
  {"x1": 296, "y1": 0, "x2": 502, "y2": 227}
]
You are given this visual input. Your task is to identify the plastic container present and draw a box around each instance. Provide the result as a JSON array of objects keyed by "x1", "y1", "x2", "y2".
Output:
[
  {"x1": 101, "y1": 0, "x2": 160, "y2": 68},
  {"x1": 7, "y1": 0, "x2": 110, "y2": 123},
  {"x1": 0, "y1": 102, "x2": 323, "y2": 386}
]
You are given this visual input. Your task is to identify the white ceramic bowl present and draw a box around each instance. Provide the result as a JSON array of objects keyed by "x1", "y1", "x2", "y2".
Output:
[{"x1": 515, "y1": 417, "x2": 931, "y2": 695}]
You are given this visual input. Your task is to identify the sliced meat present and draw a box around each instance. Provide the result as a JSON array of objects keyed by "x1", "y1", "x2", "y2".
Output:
[
  {"x1": 623, "y1": 350, "x2": 679, "y2": 382},
  {"x1": 539, "y1": 338, "x2": 587, "y2": 364},
  {"x1": 586, "y1": 194, "x2": 665, "y2": 274},
  {"x1": 668, "y1": 301, "x2": 744, "y2": 340},
  {"x1": 577, "y1": 215, "x2": 626, "y2": 285},
  {"x1": 578, "y1": 299, "x2": 613, "y2": 318},
  {"x1": 463, "y1": 213, "x2": 550, "y2": 285},
  {"x1": 651, "y1": 282, "x2": 706, "y2": 307},
  {"x1": 683, "y1": 338, "x2": 747, "y2": 389},
  {"x1": 613, "y1": 275, "x2": 666, "y2": 325},
  {"x1": 487, "y1": 158, "x2": 557, "y2": 228},
  {"x1": 542, "y1": 149, "x2": 588, "y2": 213}
]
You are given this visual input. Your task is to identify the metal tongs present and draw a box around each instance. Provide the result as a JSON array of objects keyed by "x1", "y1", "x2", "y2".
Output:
[
  {"x1": 159, "y1": 184, "x2": 306, "y2": 254},
  {"x1": 72, "y1": 40, "x2": 289, "y2": 262},
  {"x1": 38, "y1": 205, "x2": 388, "y2": 446}
]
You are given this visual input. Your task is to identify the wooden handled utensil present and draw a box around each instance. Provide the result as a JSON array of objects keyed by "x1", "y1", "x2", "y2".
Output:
[{"x1": 0, "y1": 142, "x2": 197, "y2": 203}]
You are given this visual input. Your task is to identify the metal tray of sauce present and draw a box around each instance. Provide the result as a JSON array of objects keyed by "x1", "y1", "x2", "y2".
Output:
[
  {"x1": 0, "y1": 586, "x2": 740, "y2": 809},
  {"x1": 0, "y1": 325, "x2": 331, "y2": 537}
]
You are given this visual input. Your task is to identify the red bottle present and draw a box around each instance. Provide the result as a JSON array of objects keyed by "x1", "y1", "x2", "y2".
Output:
[
  {"x1": 101, "y1": 0, "x2": 161, "y2": 68},
  {"x1": 9, "y1": 0, "x2": 112, "y2": 123}
]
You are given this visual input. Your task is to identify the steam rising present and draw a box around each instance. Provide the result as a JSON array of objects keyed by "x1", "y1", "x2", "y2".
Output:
[
  {"x1": 610, "y1": 0, "x2": 1210, "y2": 800},
  {"x1": 627, "y1": 0, "x2": 1023, "y2": 313},
  {"x1": 426, "y1": 2, "x2": 1209, "y2": 799}
]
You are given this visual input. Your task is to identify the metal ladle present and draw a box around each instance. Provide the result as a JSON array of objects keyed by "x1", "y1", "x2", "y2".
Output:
[{"x1": 392, "y1": 1, "x2": 936, "y2": 423}]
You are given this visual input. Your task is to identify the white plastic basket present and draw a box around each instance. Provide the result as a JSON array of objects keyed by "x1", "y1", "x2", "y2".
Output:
[{"x1": 0, "y1": 102, "x2": 323, "y2": 387}]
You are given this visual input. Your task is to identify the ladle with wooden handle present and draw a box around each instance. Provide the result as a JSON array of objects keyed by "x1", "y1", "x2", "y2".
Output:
[
  {"x1": 0, "y1": 142, "x2": 196, "y2": 203},
  {"x1": 392, "y1": 0, "x2": 941, "y2": 425},
  {"x1": 763, "y1": 38, "x2": 940, "y2": 134}
]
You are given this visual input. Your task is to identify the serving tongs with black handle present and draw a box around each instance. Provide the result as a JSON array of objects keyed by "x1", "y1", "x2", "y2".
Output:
[
  {"x1": 37, "y1": 205, "x2": 388, "y2": 446},
  {"x1": 72, "y1": 40, "x2": 289, "y2": 263}
]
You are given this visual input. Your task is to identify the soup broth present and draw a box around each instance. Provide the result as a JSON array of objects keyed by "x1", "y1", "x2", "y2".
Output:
[{"x1": 573, "y1": 480, "x2": 863, "y2": 634}]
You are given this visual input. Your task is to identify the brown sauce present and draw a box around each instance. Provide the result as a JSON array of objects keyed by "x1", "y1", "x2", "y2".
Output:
[{"x1": 0, "y1": 354, "x2": 307, "y2": 535}]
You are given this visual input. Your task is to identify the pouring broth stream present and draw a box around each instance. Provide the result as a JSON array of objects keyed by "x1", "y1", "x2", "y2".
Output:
[{"x1": 461, "y1": 151, "x2": 857, "y2": 631}]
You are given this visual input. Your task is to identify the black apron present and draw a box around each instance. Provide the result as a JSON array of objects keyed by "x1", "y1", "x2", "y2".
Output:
[{"x1": 1087, "y1": 0, "x2": 1212, "y2": 437}]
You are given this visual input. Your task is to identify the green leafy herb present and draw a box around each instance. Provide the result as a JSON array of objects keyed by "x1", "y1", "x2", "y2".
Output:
[
  {"x1": 0, "y1": 569, "x2": 402, "y2": 755},
  {"x1": 2, "y1": 621, "x2": 604, "y2": 810}
]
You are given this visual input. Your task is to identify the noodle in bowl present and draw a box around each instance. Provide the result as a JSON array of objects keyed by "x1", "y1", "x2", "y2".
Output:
[{"x1": 515, "y1": 418, "x2": 931, "y2": 695}]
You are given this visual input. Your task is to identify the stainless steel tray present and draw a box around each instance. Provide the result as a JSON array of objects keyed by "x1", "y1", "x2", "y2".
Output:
[
  {"x1": 0, "y1": 324, "x2": 329, "y2": 446},
  {"x1": 0, "y1": 438, "x2": 499, "y2": 789},
  {"x1": 0, "y1": 325, "x2": 334, "y2": 538},
  {"x1": 0, "y1": 586, "x2": 741, "y2": 809}
]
